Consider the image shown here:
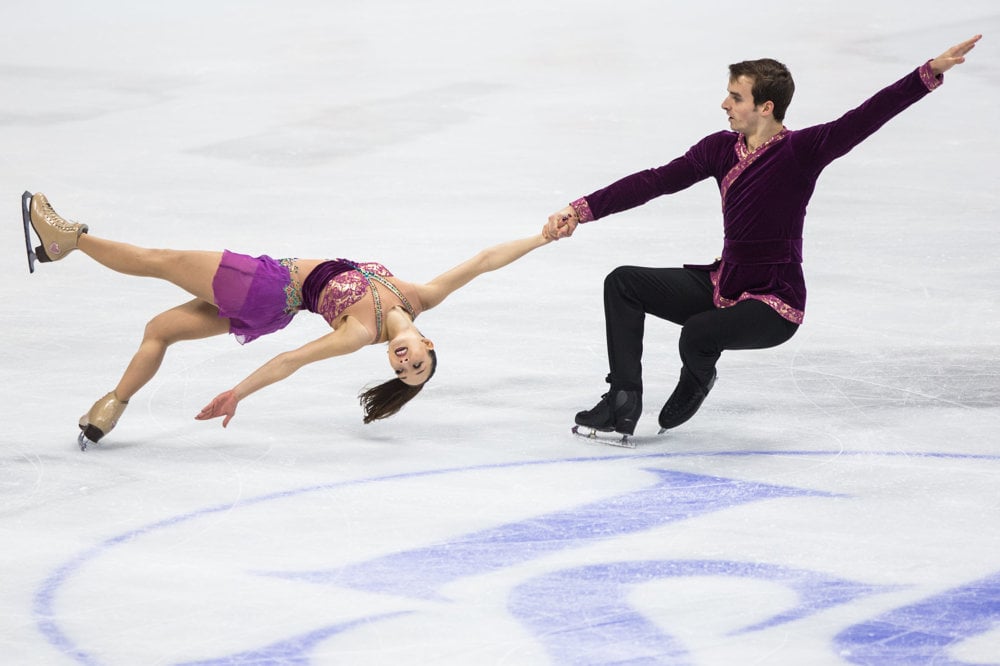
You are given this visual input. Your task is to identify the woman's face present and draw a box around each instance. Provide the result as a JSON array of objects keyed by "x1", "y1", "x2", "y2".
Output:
[{"x1": 386, "y1": 333, "x2": 435, "y2": 386}]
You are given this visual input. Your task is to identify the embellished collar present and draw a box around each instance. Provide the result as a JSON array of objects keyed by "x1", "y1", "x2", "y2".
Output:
[
  {"x1": 735, "y1": 127, "x2": 789, "y2": 161},
  {"x1": 721, "y1": 127, "x2": 791, "y2": 208}
]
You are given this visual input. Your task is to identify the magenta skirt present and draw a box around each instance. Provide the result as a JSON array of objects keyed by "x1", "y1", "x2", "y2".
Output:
[{"x1": 212, "y1": 250, "x2": 297, "y2": 344}]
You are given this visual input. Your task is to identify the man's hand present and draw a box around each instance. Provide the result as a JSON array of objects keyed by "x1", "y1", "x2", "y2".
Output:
[
  {"x1": 196, "y1": 390, "x2": 238, "y2": 427},
  {"x1": 930, "y1": 34, "x2": 982, "y2": 76}
]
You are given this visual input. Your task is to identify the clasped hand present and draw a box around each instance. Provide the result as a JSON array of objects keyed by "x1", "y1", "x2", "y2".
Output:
[{"x1": 543, "y1": 205, "x2": 580, "y2": 240}]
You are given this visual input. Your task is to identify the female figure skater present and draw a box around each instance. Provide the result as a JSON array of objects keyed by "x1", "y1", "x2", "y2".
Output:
[{"x1": 22, "y1": 191, "x2": 552, "y2": 448}]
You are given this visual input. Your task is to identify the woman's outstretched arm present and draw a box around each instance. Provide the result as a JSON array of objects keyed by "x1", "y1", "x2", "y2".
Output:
[
  {"x1": 196, "y1": 319, "x2": 371, "y2": 426},
  {"x1": 416, "y1": 232, "x2": 552, "y2": 310}
]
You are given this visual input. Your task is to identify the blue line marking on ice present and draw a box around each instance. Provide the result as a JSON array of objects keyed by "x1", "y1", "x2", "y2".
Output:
[
  {"x1": 508, "y1": 560, "x2": 891, "y2": 665},
  {"x1": 254, "y1": 468, "x2": 830, "y2": 599},
  {"x1": 32, "y1": 450, "x2": 1000, "y2": 664},
  {"x1": 834, "y1": 570, "x2": 1000, "y2": 666},
  {"x1": 173, "y1": 612, "x2": 412, "y2": 666}
]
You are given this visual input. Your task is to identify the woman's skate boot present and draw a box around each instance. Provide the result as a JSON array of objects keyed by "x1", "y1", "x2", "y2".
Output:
[
  {"x1": 23, "y1": 191, "x2": 88, "y2": 271},
  {"x1": 78, "y1": 391, "x2": 128, "y2": 451}
]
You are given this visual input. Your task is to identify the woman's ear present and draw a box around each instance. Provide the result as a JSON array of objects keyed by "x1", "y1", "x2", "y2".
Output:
[{"x1": 421, "y1": 338, "x2": 435, "y2": 350}]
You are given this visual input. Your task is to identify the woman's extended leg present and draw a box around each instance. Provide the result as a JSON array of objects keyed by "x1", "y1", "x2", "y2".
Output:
[
  {"x1": 28, "y1": 193, "x2": 223, "y2": 303},
  {"x1": 77, "y1": 234, "x2": 222, "y2": 304}
]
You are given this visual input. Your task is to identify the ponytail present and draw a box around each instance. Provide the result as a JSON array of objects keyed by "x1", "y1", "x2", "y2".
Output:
[{"x1": 359, "y1": 350, "x2": 437, "y2": 423}]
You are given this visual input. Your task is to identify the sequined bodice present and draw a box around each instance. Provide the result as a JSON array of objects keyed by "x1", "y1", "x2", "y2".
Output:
[
  {"x1": 300, "y1": 260, "x2": 419, "y2": 341},
  {"x1": 315, "y1": 261, "x2": 389, "y2": 325}
]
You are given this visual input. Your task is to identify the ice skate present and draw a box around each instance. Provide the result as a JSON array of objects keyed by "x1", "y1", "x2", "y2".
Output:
[
  {"x1": 22, "y1": 191, "x2": 88, "y2": 273},
  {"x1": 78, "y1": 391, "x2": 128, "y2": 451},
  {"x1": 571, "y1": 424, "x2": 639, "y2": 449},
  {"x1": 572, "y1": 388, "x2": 641, "y2": 448},
  {"x1": 657, "y1": 368, "x2": 716, "y2": 433}
]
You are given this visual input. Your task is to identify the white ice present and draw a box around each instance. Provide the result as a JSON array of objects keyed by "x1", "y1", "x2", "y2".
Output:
[{"x1": 2, "y1": 1, "x2": 999, "y2": 664}]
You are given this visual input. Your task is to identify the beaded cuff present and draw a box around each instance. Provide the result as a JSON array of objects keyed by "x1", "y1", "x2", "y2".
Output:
[
  {"x1": 570, "y1": 197, "x2": 595, "y2": 223},
  {"x1": 919, "y1": 61, "x2": 943, "y2": 91}
]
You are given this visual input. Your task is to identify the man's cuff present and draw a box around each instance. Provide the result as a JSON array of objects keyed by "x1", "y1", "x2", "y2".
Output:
[
  {"x1": 570, "y1": 197, "x2": 595, "y2": 223},
  {"x1": 919, "y1": 60, "x2": 943, "y2": 91}
]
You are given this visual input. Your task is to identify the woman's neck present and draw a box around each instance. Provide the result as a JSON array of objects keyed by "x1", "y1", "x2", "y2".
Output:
[{"x1": 383, "y1": 305, "x2": 415, "y2": 340}]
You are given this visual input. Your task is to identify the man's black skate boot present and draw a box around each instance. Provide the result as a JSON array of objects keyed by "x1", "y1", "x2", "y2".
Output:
[
  {"x1": 575, "y1": 389, "x2": 642, "y2": 435},
  {"x1": 658, "y1": 368, "x2": 717, "y2": 432}
]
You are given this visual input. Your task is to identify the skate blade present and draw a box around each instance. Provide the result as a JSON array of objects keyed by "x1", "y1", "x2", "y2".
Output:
[
  {"x1": 571, "y1": 425, "x2": 636, "y2": 449},
  {"x1": 77, "y1": 424, "x2": 103, "y2": 452},
  {"x1": 22, "y1": 191, "x2": 37, "y2": 274}
]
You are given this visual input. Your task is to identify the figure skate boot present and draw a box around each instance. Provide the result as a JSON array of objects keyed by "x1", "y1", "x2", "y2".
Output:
[
  {"x1": 572, "y1": 388, "x2": 642, "y2": 447},
  {"x1": 22, "y1": 191, "x2": 88, "y2": 272},
  {"x1": 78, "y1": 391, "x2": 128, "y2": 450},
  {"x1": 657, "y1": 368, "x2": 717, "y2": 432}
]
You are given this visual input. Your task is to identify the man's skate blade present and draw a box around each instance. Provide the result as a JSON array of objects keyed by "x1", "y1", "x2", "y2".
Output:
[
  {"x1": 21, "y1": 190, "x2": 36, "y2": 273},
  {"x1": 571, "y1": 425, "x2": 636, "y2": 449}
]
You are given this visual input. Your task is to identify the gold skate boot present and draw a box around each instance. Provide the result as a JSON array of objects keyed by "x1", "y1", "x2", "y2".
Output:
[
  {"x1": 23, "y1": 191, "x2": 88, "y2": 268},
  {"x1": 78, "y1": 391, "x2": 128, "y2": 450}
]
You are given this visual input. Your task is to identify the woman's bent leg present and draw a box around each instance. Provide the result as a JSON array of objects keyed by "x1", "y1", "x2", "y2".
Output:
[
  {"x1": 113, "y1": 299, "x2": 231, "y2": 400},
  {"x1": 79, "y1": 299, "x2": 229, "y2": 446}
]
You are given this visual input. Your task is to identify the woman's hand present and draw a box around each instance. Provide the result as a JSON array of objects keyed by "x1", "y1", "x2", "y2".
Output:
[{"x1": 196, "y1": 390, "x2": 238, "y2": 427}]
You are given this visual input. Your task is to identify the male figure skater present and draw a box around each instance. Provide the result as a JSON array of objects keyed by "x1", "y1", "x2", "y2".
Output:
[{"x1": 545, "y1": 35, "x2": 981, "y2": 438}]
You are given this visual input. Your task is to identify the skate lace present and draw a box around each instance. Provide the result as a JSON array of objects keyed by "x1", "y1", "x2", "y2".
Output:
[{"x1": 40, "y1": 200, "x2": 80, "y2": 231}]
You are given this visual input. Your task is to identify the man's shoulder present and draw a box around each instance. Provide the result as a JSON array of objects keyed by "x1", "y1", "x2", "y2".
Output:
[
  {"x1": 684, "y1": 130, "x2": 738, "y2": 162},
  {"x1": 691, "y1": 130, "x2": 738, "y2": 150}
]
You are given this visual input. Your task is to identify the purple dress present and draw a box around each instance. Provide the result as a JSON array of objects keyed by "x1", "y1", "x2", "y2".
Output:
[
  {"x1": 211, "y1": 253, "x2": 419, "y2": 344},
  {"x1": 570, "y1": 63, "x2": 943, "y2": 324},
  {"x1": 212, "y1": 251, "x2": 300, "y2": 344}
]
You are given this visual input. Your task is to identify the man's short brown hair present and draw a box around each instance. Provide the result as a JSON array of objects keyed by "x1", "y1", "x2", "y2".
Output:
[{"x1": 728, "y1": 59, "x2": 795, "y2": 121}]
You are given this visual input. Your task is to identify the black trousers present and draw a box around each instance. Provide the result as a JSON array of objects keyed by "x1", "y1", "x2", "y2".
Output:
[{"x1": 602, "y1": 266, "x2": 800, "y2": 394}]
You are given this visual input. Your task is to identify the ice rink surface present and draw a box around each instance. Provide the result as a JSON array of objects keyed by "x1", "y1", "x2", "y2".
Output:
[{"x1": 2, "y1": 1, "x2": 998, "y2": 664}]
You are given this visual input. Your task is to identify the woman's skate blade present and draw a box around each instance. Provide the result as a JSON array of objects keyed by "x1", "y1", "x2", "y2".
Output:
[
  {"x1": 77, "y1": 422, "x2": 105, "y2": 451},
  {"x1": 22, "y1": 191, "x2": 37, "y2": 273},
  {"x1": 78, "y1": 429, "x2": 95, "y2": 451},
  {"x1": 571, "y1": 425, "x2": 636, "y2": 449}
]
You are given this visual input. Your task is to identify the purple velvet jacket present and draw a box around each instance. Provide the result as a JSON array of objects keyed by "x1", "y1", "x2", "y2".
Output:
[{"x1": 571, "y1": 63, "x2": 943, "y2": 324}]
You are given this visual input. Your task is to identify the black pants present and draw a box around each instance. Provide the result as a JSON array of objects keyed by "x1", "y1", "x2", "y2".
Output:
[{"x1": 602, "y1": 266, "x2": 800, "y2": 394}]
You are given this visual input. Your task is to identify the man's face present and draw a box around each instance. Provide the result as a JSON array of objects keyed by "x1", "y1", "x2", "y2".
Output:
[{"x1": 721, "y1": 75, "x2": 762, "y2": 134}]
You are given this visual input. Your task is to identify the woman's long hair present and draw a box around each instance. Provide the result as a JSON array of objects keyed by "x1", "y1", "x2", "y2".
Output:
[{"x1": 359, "y1": 350, "x2": 437, "y2": 423}]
